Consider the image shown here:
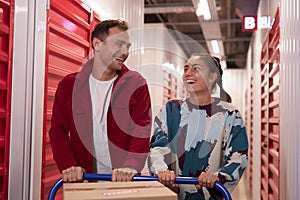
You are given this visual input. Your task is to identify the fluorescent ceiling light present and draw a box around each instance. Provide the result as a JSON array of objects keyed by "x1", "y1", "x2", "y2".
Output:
[
  {"x1": 211, "y1": 40, "x2": 220, "y2": 54},
  {"x1": 196, "y1": 7, "x2": 203, "y2": 16},
  {"x1": 196, "y1": 0, "x2": 211, "y2": 20}
]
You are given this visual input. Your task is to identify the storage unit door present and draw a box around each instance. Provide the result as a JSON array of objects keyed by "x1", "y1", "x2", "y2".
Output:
[
  {"x1": 42, "y1": 0, "x2": 98, "y2": 199},
  {"x1": 0, "y1": 0, "x2": 14, "y2": 199}
]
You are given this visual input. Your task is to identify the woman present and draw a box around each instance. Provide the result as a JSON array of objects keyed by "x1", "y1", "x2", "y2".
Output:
[{"x1": 148, "y1": 53, "x2": 248, "y2": 199}]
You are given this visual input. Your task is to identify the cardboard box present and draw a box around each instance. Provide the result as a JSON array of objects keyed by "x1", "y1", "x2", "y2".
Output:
[{"x1": 63, "y1": 181, "x2": 177, "y2": 200}]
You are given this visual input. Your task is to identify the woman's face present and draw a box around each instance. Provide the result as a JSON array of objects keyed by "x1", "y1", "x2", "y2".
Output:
[{"x1": 182, "y1": 55, "x2": 217, "y2": 95}]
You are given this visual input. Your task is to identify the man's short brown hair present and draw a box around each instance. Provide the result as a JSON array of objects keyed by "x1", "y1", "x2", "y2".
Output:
[{"x1": 91, "y1": 19, "x2": 129, "y2": 43}]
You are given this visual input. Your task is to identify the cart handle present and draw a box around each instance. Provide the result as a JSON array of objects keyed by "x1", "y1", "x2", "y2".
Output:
[{"x1": 47, "y1": 173, "x2": 232, "y2": 200}]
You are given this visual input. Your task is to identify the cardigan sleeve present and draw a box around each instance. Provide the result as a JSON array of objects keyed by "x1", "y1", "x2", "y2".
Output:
[
  {"x1": 49, "y1": 77, "x2": 78, "y2": 172},
  {"x1": 121, "y1": 76, "x2": 152, "y2": 172},
  {"x1": 218, "y1": 110, "x2": 249, "y2": 192},
  {"x1": 148, "y1": 105, "x2": 171, "y2": 174}
]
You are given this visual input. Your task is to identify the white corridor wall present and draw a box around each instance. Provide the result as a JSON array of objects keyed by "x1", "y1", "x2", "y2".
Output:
[{"x1": 280, "y1": 0, "x2": 300, "y2": 199}]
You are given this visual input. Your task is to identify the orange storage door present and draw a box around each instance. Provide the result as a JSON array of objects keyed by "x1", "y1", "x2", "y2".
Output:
[
  {"x1": 0, "y1": 0, "x2": 14, "y2": 199},
  {"x1": 260, "y1": 7, "x2": 280, "y2": 200},
  {"x1": 42, "y1": 0, "x2": 100, "y2": 199}
]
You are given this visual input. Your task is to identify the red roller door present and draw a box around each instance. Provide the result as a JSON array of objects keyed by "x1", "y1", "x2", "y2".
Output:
[
  {"x1": 0, "y1": 0, "x2": 13, "y2": 199},
  {"x1": 42, "y1": 0, "x2": 100, "y2": 199}
]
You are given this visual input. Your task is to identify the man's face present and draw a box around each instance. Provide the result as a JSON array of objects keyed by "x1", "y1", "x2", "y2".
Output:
[{"x1": 95, "y1": 27, "x2": 131, "y2": 71}]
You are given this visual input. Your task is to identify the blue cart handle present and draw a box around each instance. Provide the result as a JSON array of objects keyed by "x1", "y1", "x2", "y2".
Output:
[{"x1": 48, "y1": 173, "x2": 232, "y2": 200}]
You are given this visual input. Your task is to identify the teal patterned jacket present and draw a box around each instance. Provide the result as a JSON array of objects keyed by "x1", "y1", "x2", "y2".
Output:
[{"x1": 148, "y1": 98, "x2": 248, "y2": 200}]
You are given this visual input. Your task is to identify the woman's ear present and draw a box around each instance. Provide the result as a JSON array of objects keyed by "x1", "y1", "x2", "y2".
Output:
[{"x1": 209, "y1": 72, "x2": 218, "y2": 84}]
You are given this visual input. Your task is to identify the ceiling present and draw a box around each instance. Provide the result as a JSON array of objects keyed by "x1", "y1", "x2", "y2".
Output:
[{"x1": 144, "y1": 0, "x2": 260, "y2": 69}]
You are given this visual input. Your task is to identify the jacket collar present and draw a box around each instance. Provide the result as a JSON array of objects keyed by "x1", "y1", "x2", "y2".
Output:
[{"x1": 73, "y1": 57, "x2": 131, "y2": 109}]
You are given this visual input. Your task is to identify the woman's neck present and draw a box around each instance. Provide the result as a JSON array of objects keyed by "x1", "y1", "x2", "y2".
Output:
[{"x1": 188, "y1": 93, "x2": 214, "y2": 106}]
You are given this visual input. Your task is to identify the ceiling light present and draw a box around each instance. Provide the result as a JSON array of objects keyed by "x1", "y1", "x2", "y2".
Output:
[
  {"x1": 196, "y1": 0, "x2": 211, "y2": 20},
  {"x1": 196, "y1": 7, "x2": 203, "y2": 16},
  {"x1": 211, "y1": 40, "x2": 220, "y2": 54}
]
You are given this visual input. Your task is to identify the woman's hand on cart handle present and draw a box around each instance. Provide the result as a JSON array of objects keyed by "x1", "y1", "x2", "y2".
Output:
[
  {"x1": 157, "y1": 170, "x2": 178, "y2": 187},
  {"x1": 196, "y1": 171, "x2": 219, "y2": 188}
]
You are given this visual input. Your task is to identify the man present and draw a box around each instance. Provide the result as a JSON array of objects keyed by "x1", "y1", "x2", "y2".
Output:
[{"x1": 49, "y1": 19, "x2": 152, "y2": 182}]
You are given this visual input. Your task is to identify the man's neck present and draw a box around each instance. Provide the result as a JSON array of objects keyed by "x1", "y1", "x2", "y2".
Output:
[
  {"x1": 92, "y1": 58, "x2": 117, "y2": 81},
  {"x1": 91, "y1": 67, "x2": 117, "y2": 81}
]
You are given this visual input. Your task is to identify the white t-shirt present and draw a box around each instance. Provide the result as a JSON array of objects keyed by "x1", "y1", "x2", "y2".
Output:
[{"x1": 89, "y1": 73, "x2": 118, "y2": 174}]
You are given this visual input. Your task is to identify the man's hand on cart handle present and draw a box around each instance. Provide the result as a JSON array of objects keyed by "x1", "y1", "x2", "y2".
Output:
[
  {"x1": 112, "y1": 167, "x2": 137, "y2": 182},
  {"x1": 62, "y1": 166, "x2": 86, "y2": 183}
]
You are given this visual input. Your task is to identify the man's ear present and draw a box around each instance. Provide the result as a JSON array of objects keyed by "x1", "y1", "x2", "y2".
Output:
[{"x1": 93, "y1": 38, "x2": 101, "y2": 50}]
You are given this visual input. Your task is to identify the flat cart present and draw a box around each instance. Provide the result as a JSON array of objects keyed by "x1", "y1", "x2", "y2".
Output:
[{"x1": 48, "y1": 173, "x2": 232, "y2": 200}]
